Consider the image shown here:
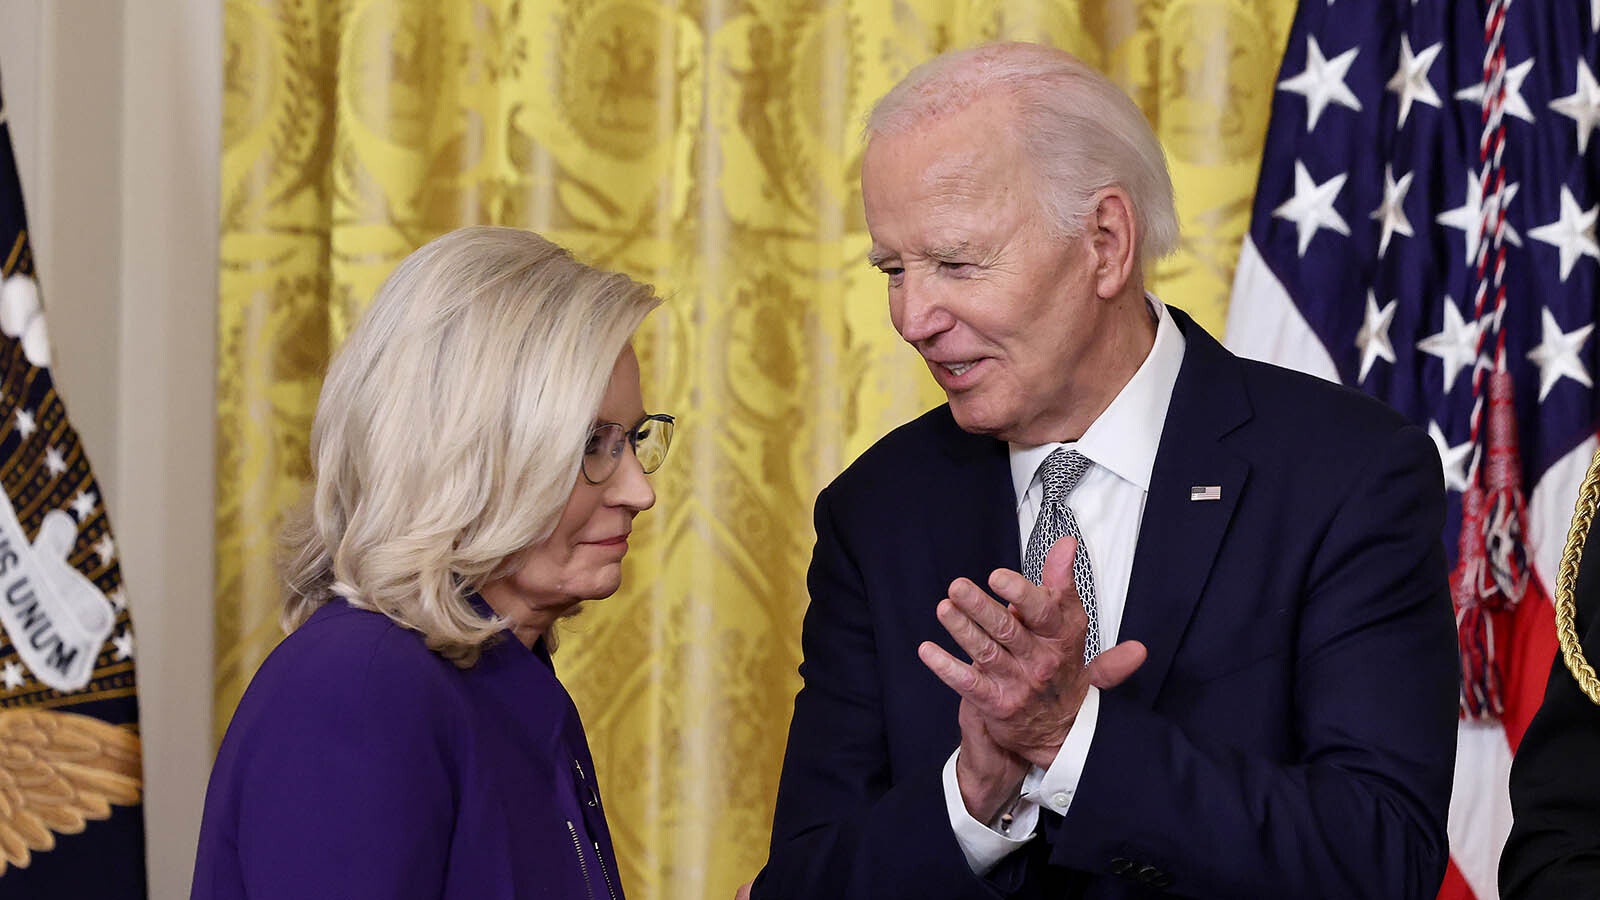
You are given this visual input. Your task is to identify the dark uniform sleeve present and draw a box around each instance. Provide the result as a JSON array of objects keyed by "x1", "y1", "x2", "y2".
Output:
[{"x1": 1501, "y1": 512, "x2": 1600, "y2": 898}]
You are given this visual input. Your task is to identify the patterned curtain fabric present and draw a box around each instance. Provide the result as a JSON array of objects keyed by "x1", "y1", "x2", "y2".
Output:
[{"x1": 216, "y1": 2, "x2": 1293, "y2": 896}]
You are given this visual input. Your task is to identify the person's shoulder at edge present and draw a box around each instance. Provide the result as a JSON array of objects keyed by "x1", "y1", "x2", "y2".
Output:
[
  {"x1": 1236, "y1": 354, "x2": 1412, "y2": 435},
  {"x1": 226, "y1": 598, "x2": 470, "y2": 736},
  {"x1": 825, "y1": 404, "x2": 990, "y2": 497},
  {"x1": 1164, "y1": 304, "x2": 1411, "y2": 440},
  {"x1": 1174, "y1": 311, "x2": 1428, "y2": 480}
]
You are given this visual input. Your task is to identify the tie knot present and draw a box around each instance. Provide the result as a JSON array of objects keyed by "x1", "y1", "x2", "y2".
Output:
[{"x1": 1038, "y1": 448, "x2": 1091, "y2": 502}]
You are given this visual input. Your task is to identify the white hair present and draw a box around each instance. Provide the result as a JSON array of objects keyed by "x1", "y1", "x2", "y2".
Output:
[
  {"x1": 280, "y1": 226, "x2": 660, "y2": 666},
  {"x1": 867, "y1": 42, "x2": 1179, "y2": 261}
]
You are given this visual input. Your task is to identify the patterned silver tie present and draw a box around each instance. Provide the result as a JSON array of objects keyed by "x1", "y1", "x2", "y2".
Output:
[{"x1": 1021, "y1": 448, "x2": 1101, "y2": 662}]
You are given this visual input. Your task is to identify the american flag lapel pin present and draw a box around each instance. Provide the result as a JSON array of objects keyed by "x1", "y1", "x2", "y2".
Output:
[{"x1": 1190, "y1": 485, "x2": 1222, "y2": 502}]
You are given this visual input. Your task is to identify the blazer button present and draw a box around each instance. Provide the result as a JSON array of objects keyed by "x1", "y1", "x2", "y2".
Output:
[
  {"x1": 1109, "y1": 857, "x2": 1134, "y2": 875},
  {"x1": 1136, "y1": 864, "x2": 1164, "y2": 884},
  {"x1": 1150, "y1": 870, "x2": 1173, "y2": 888}
]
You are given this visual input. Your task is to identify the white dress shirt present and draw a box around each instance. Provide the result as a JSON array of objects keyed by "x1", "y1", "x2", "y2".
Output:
[{"x1": 942, "y1": 296, "x2": 1187, "y2": 874}]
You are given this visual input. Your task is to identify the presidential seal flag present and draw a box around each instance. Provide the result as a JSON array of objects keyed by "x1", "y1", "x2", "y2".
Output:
[
  {"x1": 0, "y1": 70, "x2": 147, "y2": 898},
  {"x1": 1227, "y1": 1, "x2": 1599, "y2": 898}
]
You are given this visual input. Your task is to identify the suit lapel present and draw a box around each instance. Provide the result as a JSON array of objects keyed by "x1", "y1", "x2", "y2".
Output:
[{"x1": 1116, "y1": 308, "x2": 1252, "y2": 707}]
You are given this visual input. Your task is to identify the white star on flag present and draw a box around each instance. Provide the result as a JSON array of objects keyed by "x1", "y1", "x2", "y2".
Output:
[
  {"x1": 1371, "y1": 166, "x2": 1415, "y2": 257},
  {"x1": 1, "y1": 660, "x2": 24, "y2": 691},
  {"x1": 1456, "y1": 57, "x2": 1537, "y2": 124},
  {"x1": 1427, "y1": 422, "x2": 1474, "y2": 493},
  {"x1": 1528, "y1": 186, "x2": 1600, "y2": 281},
  {"x1": 1387, "y1": 36, "x2": 1443, "y2": 127},
  {"x1": 1526, "y1": 307, "x2": 1595, "y2": 401},
  {"x1": 1274, "y1": 162, "x2": 1350, "y2": 256},
  {"x1": 1550, "y1": 59, "x2": 1600, "y2": 154},
  {"x1": 1356, "y1": 292, "x2": 1398, "y2": 381},
  {"x1": 112, "y1": 629, "x2": 135, "y2": 661},
  {"x1": 14, "y1": 408, "x2": 35, "y2": 440},
  {"x1": 1416, "y1": 298, "x2": 1482, "y2": 393},
  {"x1": 69, "y1": 490, "x2": 98, "y2": 523},
  {"x1": 93, "y1": 534, "x2": 115, "y2": 566},
  {"x1": 1436, "y1": 170, "x2": 1522, "y2": 265},
  {"x1": 1278, "y1": 36, "x2": 1363, "y2": 131},
  {"x1": 44, "y1": 445, "x2": 67, "y2": 478}
]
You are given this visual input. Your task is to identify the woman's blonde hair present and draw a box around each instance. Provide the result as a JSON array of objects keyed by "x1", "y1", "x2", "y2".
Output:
[{"x1": 280, "y1": 226, "x2": 659, "y2": 665}]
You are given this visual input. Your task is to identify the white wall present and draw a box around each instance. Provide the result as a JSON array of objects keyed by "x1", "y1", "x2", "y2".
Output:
[{"x1": 0, "y1": 3, "x2": 219, "y2": 897}]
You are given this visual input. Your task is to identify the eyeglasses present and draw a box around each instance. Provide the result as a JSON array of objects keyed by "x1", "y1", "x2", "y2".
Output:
[{"x1": 581, "y1": 413, "x2": 675, "y2": 484}]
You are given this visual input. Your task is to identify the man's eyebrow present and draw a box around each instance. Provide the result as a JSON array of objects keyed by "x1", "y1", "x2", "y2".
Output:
[
  {"x1": 927, "y1": 240, "x2": 972, "y2": 260},
  {"x1": 866, "y1": 248, "x2": 895, "y2": 268}
]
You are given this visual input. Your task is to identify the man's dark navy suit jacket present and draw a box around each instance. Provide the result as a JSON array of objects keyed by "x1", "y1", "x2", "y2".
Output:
[{"x1": 754, "y1": 308, "x2": 1458, "y2": 899}]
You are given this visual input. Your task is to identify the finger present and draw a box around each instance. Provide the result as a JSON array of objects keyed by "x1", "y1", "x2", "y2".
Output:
[
  {"x1": 935, "y1": 598, "x2": 1009, "y2": 669},
  {"x1": 1041, "y1": 536, "x2": 1079, "y2": 599},
  {"x1": 917, "y1": 640, "x2": 983, "y2": 698},
  {"x1": 946, "y1": 578, "x2": 1027, "y2": 650},
  {"x1": 1087, "y1": 640, "x2": 1148, "y2": 690},
  {"x1": 987, "y1": 566, "x2": 1063, "y2": 637},
  {"x1": 1040, "y1": 536, "x2": 1088, "y2": 634}
]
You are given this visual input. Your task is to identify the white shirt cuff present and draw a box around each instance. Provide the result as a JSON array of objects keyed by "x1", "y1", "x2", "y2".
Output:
[
  {"x1": 1024, "y1": 685, "x2": 1101, "y2": 816},
  {"x1": 941, "y1": 748, "x2": 1036, "y2": 875}
]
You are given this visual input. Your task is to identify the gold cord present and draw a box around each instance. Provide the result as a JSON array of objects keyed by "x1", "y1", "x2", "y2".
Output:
[{"x1": 1553, "y1": 448, "x2": 1600, "y2": 706}]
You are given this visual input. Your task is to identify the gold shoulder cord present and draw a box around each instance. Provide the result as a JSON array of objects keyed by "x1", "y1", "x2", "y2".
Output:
[{"x1": 1554, "y1": 448, "x2": 1600, "y2": 706}]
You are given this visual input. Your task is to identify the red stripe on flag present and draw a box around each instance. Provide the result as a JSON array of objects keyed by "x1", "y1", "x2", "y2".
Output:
[
  {"x1": 1439, "y1": 858, "x2": 1481, "y2": 900},
  {"x1": 1497, "y1": 572, "x2": 1558, "y2": 750}
]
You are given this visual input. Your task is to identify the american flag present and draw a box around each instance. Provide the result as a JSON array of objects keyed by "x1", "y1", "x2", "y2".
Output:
[{"x1": 1226, "y1": 1, "x2": 1599, "y2": 898}]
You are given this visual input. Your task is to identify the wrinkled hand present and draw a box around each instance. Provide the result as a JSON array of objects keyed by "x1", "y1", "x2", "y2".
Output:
[
  {"x1": 919, "y1": 537, "x2": 1147, "y2": 768},
  {"x1": 954, "y1": 697, "x2": 1029, "y2": 823}
]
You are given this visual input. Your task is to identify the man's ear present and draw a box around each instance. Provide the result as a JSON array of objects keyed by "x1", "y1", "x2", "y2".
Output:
[{"x1": 1090, "y1": 189, "x2": 1138, "y2": 298}]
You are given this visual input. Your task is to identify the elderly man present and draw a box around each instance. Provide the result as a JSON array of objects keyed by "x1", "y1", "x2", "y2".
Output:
[{"x1": 749, "y1": 42, "x2": 1458, "y2": 899}]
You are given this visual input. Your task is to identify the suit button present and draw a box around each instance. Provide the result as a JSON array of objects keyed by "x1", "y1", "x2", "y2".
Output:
[
  {"x1": 1109, "y1": 857, "x2": 1134, "y2": 875},
  {"x1": 1150, "y1": 870, "x2": 1173, "y2": 888},
  {"x1": 1136, "y1": 864, "x2": 1164, "y2": 884}
]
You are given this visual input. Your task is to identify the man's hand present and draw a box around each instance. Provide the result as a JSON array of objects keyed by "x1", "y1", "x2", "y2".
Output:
[
  {"x1": 919, "y1": 537, "x2": 1146, "y2": 768},
  {"x1": 955, "y1": 698, "x2": 1029, "y2": 823}
]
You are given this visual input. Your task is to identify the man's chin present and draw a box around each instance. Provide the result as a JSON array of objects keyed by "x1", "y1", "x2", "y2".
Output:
[
  {"x1": 940, "y1": 408, "x2": 1004, "y2": 438},
  {"x1": 947, "y1": 400, "x2": 1010, "y2": 439}
]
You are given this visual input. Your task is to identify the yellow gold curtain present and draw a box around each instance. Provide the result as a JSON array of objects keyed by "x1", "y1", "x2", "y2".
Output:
[{"x1": 217, "y1": 2, "x2": 1294, "y2": 896}]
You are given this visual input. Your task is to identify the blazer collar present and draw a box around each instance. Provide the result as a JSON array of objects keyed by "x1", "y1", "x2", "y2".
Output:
[{"x1": 1115, "y1": 306, "x2": 1253, "y2": 706}]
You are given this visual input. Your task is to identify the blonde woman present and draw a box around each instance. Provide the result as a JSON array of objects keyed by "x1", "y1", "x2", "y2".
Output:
[{"x1": 192, "y1": 227, "x2": 673, "y2": 899}]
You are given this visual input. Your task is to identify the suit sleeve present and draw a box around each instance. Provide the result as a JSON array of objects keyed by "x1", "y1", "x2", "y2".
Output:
[
  {"x1": 1041, "y1": 423, "x2": 1457, "y2": 899},
  {"x1": 753, "y1": 487, "x2": 1024, "y2": 900},
  {"x1": 1501, "y1": 526, "x2": 1600, "y2": 897},
  {"x1": 226, "y1": 628, "x2": 461, "y2": 899}
]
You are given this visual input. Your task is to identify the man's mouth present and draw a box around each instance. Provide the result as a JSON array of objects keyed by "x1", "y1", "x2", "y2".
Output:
[{"x1": 943, "y1": 361, "x2": 976, "y2": 377}]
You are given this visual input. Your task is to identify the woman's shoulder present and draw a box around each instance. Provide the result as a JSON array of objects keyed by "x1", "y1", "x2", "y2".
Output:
[{"x1": 233, "y1": 599, "x2": 467, "y2": 730}]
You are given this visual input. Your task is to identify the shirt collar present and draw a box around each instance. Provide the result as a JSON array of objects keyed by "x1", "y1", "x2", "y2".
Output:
[{"x1": 1008, "y1": 295, "x2": 1187, "y2": 504}]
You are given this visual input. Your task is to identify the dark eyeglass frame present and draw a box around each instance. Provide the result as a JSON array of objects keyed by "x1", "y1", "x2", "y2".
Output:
[{"x1": 580, "y1": 413, "x2": 676, "y2": 484}]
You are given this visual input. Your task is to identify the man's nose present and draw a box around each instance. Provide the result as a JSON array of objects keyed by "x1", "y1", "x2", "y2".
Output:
[{"x1": 891, "y1": 276, "x2": 954, "y2": 344}]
